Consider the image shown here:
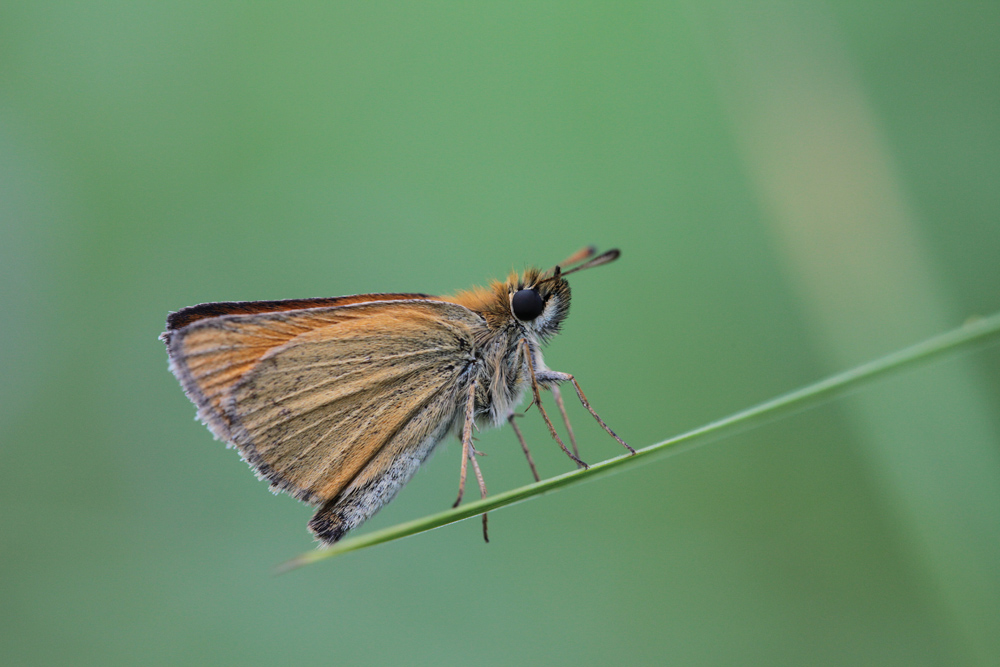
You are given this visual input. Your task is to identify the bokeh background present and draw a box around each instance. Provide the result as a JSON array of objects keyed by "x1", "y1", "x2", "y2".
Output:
[{"x1": 2, "y1": 2, "x2": 999, "y2": 665}]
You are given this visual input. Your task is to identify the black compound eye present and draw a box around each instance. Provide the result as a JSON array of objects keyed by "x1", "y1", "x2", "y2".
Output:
[{"x1": 511, "y1": 288, "x2": 545, "y2": 321}]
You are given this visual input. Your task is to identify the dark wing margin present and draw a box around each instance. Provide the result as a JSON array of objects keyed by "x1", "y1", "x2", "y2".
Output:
[{"x1": 164, "y1": 293, "x2": 438, "y2": 330}]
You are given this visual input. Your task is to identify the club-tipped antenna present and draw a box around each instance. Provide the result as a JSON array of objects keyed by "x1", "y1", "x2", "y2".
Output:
[
  {"x1": 553, "y1": 246, "x2": 598, "y2": 272},
  {"x1": 538, "y1": 248, "x2": 620, "y2": 285}
]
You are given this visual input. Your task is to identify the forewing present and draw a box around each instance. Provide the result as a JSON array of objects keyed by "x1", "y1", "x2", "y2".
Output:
[
  {"x1": 165, "y1": 300, "x2": 481, "y2": 504},
  {"x1": 164, "y1": 305, "x2": 356, "y2": 442}
]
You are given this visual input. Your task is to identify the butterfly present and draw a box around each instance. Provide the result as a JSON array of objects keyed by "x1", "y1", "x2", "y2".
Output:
[{"x1": 161, "y1": 246, "x2": 632, "y2": 545}]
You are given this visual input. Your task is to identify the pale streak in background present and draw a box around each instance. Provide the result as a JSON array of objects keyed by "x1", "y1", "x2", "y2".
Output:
[{"x1": 689, "y1": 2, "x2": 1000, "y2": 664}]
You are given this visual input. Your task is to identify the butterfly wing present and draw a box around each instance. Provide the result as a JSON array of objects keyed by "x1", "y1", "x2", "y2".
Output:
[{"x1": 163, "y1": 300, "x2": 482, "y2": 511}]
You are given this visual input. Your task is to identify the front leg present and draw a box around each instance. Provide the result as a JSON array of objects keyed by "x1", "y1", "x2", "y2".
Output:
[
  {"x1": 536, "y1": 371, "x2": 636, "y2": 455},
  {"x1": 519, "y1": 339, "x2": 588, "y2": 469}
]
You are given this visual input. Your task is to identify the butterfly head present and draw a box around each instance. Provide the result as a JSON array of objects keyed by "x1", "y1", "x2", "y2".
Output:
[
  {"x1": 507, "y1": 247, "x2": 621, "y2": 342},
  {"x1": 447, "y1": 248, "x2": 620, "y2": 341},
  {"x1": 504, "y1": 268, "x2": 571, "y2": 342}
]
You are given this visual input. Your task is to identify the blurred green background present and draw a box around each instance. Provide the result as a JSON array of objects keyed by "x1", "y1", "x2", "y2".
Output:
[{"x1": 2, "y1": 2, "x2": 999, "y2": 665}]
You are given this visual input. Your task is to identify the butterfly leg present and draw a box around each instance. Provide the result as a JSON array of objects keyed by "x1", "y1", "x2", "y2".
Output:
[
  {"x1": 451, "y1": 380, "x2": 489, "y2": 542},
  {"x1": 467, "y1": 438, "x2": 490, "y2": 543},
  {"x1": 452, "y1": 380, "x2": 478, "y2": 508},
  {"x1": 520, "y1": 339, "x2": 588, "y2": 469},
  {"x1": 550, "y1": 384, "x2": 580, "y2": 460},
  {"x1": 536, "y1": 370, "x2": 635, "y2": 455},
  {"x1": 507, "y1": 412, "x2": 540, "y2": 482}
]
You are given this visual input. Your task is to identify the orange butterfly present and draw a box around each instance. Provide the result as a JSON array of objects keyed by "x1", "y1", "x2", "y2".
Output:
[{"x1": 162, "y1": 247, "x2": 632, "y2": 544}]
